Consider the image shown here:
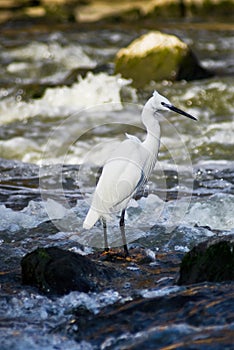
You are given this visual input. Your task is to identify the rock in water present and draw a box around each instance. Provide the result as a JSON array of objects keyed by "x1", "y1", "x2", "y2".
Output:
[
  {"x1": 115, "y1": 31, "x2": 212, "y2": 87},
  {"x1": 21, "y1": 247, "x2": 115, "y2": 295},
  {"x1": 177, "y1": 235, "x2": 234, "y2": 285}
]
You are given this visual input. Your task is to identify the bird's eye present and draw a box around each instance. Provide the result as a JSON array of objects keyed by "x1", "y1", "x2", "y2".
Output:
[{"x1": 161, "y1": 102, "x2": 166, "y2": 106}]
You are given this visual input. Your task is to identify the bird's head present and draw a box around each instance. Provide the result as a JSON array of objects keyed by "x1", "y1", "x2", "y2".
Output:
[{"x1": 151, "y1": 90, "x2": 197, "y2": 121}]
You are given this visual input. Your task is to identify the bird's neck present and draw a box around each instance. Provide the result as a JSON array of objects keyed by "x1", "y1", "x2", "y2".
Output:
[{"x1": 141, "y1": 103, "x2": 161, "y2": 153}]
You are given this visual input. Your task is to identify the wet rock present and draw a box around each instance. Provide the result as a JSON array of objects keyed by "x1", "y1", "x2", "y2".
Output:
[
  {"x1": 1, "y1": 0, "x2": 233, "y2": 25},
  {"x1": 75, "y1": 0, "x2": 234, "y2": 23},
  {"x1": 63, "y1": 63, "x2": 113, "y2": 86},
  {"x1": 178, "y1": 234, "x2": 234, "y2": 285},
  {"x1": 41, "y1": 0, "x2": 77, "y2": 22},
  {"x1": 142, "y1": 0, "x2": 234, "y2": 21},
  {"x1": 72, "y1": 283, "x2": 233, "y2": 348},
  {"x1": 115, "y1": 31, "x2": 212, "y2": 87},
  {"x1": 21, "y1": 247, "x2": 116, "y2": 295}
]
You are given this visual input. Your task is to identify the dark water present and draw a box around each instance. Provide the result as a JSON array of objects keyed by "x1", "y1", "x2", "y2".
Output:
[{"x1": 0, "y1": 19, "x2": 234, "y2": 349}]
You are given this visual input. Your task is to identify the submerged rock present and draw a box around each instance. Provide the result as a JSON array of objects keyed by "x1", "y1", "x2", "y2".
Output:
[
  {"x1": 178, "y1": 234, "x2": 234, "y2": 285},
  {"x1": 72, "y1": 283, "x2": 233, "y2": 348},
  {"x1": 21, "y1": 247, "x2": 116, "y2": 295},
  {"x1": 115, "y1": 31, "x2": 212, "y2": 87}
]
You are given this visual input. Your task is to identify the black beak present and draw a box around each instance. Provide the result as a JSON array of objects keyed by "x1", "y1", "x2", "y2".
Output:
[{"x1": 162, "y1": 102, "x2": 197, "y2": 121}]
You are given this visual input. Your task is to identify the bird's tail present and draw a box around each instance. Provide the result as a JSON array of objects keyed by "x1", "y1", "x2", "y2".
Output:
[{"x1": 83, "y1": 209, "x2": 100, "y2": 230}]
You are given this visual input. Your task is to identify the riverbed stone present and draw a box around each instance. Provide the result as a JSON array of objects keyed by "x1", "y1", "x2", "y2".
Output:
[
  {"x1": 177, "y1": 235, "x2": 234, "y2": 285},
  {"x1": 41, "y1": 0, "x2": 77, "y2": 22},
  {"x1": 21, "y1": 247, "x2": 116, "y2": 295},
  {"x1": 1, "y1": 0, "x2": 233, "y2": 24},
  {"x1": 115, "y1": 31, "x2": 212, "y2": 87}
]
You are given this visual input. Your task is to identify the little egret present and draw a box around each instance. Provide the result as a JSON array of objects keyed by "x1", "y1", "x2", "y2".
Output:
[{"x1": 83, "y1": 90, "x2": 197, "y2": 255}]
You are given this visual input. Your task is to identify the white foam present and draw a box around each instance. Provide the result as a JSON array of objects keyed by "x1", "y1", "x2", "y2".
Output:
[
  {"x1": 205, "y1": 121, "x2": 234, "y2": 145},
  {"x1": 6, "y1": 41, "x2": 96, "y2": 71},
  {"x1": 140, "y1": 286, "x2": 182, "y2": 298},
  {"x1": 183, "y1": 193, "x2": 234, "y2": 230},
  {"x1": 0, "y1": 73, "x2": 134, "y2": 124},
  {"x1": 59, "y1": 289, "x2": 121, "y2": 315},
  {"x1": 0, "y1": 137, "x2": 40, "y2": 160},
  {"x1": 0, "y1": 201, "x2": 50, "y2": 232},
  {"x1": 0, "y1": 204, "x2": 37, "y2": 232},
  {"x1": 128, "y1": 192, "x2": 234, "y2": 232}
]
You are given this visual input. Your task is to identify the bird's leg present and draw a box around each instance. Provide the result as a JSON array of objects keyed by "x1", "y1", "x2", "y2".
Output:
[
  {"x1": 102, "y1": 218, "x2": 109, "y2": 252},
  {"x1": 119, "y1": 209, "x2": 129, "y2": 256}
]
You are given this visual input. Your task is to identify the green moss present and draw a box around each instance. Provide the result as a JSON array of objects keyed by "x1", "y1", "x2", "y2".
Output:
[
  {"x1": 188, "y1": 0, "x2": 234, "y2": 17},
  {"x1": 146, "y1": 2, "x2": 184, "y2": 19},
  {"x1": 115, "y1": 45, "x2": 188, "y2": 87},
  {"x1": 178, "y1": 240, "x2": 234, "y2": 285},
  {"x1": 38, "y1": 248, "x2": 50, "y2": 259},
  {"x1": 43, "y1": 2, "x2": 76, "y2": 22}
]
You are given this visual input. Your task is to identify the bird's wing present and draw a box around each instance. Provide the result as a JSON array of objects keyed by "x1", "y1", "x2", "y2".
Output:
[
  {"x1": 125, "y1": 132, "x2": 141, "y2": 143},
  {"x1": 90, "y1": 139, "x2": 149, "y2": 215}
]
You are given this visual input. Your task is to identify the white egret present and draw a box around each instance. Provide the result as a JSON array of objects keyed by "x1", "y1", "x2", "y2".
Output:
[{"x1": 83, "y1": 90, "x2": 197, "y2": 255}]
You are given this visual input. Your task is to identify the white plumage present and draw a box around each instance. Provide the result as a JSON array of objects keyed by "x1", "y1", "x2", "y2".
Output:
[
  {"x1": 83, "y1": 90, "x2": 196, "y2": 252},
  {"x1": 83, "y1": 138, "x2": 153, "y2": 229}
]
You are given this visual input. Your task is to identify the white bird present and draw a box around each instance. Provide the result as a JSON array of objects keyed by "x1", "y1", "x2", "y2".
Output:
[{"x1": 83, "y1": 90, "x2": 197, "y2": 255}]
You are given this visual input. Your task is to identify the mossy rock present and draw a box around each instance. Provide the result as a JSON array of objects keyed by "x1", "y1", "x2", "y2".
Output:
[
  {"x1": 115, "y1": 31, "x2": 212, "y2": 87},
  {"x1": 21, "y1": 247, "x2": 116, "y2": 295},
  {"x1": 41, "y1": 0, "x2": 76, "y2": 22},
  {"x1": 187, "y1": 0, "x2": 234, "y2": 18},
  {"x1": 148, "y1": 1, "x2": 184, "y2": 18},
  {"x1": 178, "y1": 235, "x2": 234, "y2": 285}
]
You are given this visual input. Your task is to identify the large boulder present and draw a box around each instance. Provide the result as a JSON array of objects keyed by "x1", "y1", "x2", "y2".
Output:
[
  {"x1": 115, "y1": 31, "x2": 212, "y2": 87},
  {"x1": 21, "y1": 247, "x2": 117, "y2": 295},
  {"x1": 177, "y1": 235, "x2": 234, "y2": 285}
]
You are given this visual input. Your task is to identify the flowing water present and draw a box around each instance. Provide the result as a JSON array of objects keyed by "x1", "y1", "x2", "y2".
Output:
[{"x1": 0, "y1": 20, "x2": 234, "y2": 349}]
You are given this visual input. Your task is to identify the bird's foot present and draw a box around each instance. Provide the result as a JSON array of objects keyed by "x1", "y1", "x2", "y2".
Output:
[{"x1": 99, "y1": 248, "x2": 129, "y2": 261}]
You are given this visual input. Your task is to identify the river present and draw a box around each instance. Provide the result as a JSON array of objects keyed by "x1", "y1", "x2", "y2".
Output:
[{"x1": 0, "y1": 18, "x2": 233, "y2": 349}]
